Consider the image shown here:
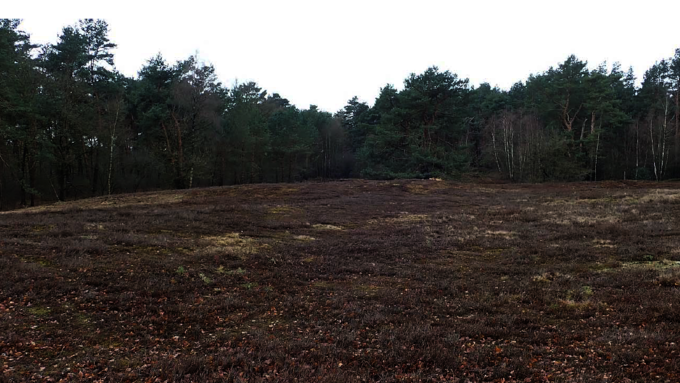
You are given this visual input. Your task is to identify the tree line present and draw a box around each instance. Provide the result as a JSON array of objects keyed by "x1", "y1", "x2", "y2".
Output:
[{"x1": 1, "y1": 19, "x2": 679, "y2": 209}]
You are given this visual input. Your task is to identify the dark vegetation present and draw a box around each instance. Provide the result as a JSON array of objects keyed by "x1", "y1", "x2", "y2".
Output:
[
  {"x1": 2, "y1": 19, "x2": 680, "y2": 210},
  {"x1": 1, "y1": 179, "x2": 680, "y2": 382}
]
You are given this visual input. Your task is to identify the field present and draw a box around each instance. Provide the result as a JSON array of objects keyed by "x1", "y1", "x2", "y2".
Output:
[{"x1": 1, "y1": 179, "x2": 680, "y2": 382}]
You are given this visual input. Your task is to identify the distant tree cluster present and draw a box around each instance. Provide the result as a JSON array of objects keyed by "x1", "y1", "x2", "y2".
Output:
[{"x1": 1, "y1": 19, "x2": 680, "y2": 208}]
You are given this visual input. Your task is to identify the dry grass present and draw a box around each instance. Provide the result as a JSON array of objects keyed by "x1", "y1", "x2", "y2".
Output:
[
  {"x1": 312, "y1": 224, "x2": 344, "y2": 231},
  {"x1": 199, "y1": 233, "x2": 261, "y2": 259}
]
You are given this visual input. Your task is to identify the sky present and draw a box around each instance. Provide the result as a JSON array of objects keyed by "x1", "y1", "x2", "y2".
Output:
[{"x1": 6, "y1": 0, "x2": 680, "y2": 112}]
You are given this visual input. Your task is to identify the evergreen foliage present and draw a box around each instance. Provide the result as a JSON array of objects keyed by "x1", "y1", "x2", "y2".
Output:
[{"x1": 1, "y1": 19, "x2": 680, "y2": 208}]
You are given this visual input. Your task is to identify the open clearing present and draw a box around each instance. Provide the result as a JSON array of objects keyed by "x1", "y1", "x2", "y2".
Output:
[{"x1": 1, "y1": 180, "x2": 680, "y2": 382}]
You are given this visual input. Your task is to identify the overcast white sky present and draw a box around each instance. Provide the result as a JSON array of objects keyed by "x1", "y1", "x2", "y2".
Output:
[{"x1": 7, "y1": 0, "x2": 680, "y2": 112}]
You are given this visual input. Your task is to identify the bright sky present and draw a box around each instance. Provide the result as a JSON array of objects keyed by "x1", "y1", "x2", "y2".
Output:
[{"x1": 7, "y1": 0, "x2": 680, "y2": 112}]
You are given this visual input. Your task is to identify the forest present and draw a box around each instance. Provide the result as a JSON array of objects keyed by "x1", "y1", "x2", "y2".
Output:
[{"x1": 1, "y1": 18, "x2": 680, "y2": 209}]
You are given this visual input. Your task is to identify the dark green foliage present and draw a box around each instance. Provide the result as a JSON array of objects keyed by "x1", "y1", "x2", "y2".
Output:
[
  {"x1": 0, "y1": 19, "x2": 43, "y2": 208},
  {"x1": 1, "y1": 19, "x2": 680, "y2": 209},
  {"x1": 359, "y1": 68, "x2": 471, "y2": 179}
]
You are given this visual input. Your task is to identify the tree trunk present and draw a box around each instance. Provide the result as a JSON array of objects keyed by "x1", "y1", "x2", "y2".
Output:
[
  {"x1": 91, "y1": 148, "x2": 99, "y2": 196},
  {"x1": 635, "y1": 120, "x2": 640, "y2": 179},
  {"x1": 28, "y1": 119, "x2": 38, "y2": 207},
  {"x1": 107, "y1": 101, "x2": 120, "y2": 195},
  {"x1": 579, "y1": 119, "x2": 587, "y2": 149},
  {"x1": 650, "y1": 118, "x2": 659, "y2": 181},
  {"x1": 58, "y1": 162, "x2": 66, "y2": 202},
  {"x1": 29, "y1": 161, "x2": 36, "y2": 207},
  {"x1": 590, "y1": 111, "x2": 596, "y2": 135},
  {"x1": 594, "y1": 133, "x2": 600, "y2": 181},
  {"x1": 20, "y1": 141, "x2": 27, "y2": 207},
  {"x1": 491, "y1": 125, "x2": 502, "y2": 174}
]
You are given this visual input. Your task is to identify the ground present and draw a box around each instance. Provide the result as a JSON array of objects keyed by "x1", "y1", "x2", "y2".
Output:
[{"x1": 1, "y1": 179, "x2": 680, "y2": 382}]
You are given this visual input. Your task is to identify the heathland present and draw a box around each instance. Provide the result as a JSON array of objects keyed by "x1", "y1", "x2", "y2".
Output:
[{"x1": 1, "y1": 180, "x2": 679, "y2": 382}]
